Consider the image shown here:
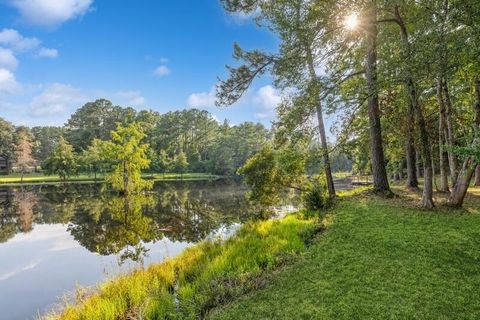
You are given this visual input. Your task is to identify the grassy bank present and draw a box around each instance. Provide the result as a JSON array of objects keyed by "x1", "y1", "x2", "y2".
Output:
[
  {"x1": 45, "y1": 186, "x2": 480, "y2": 319},
  {"x1": 45, "y1": 214, "x2": 319, "y2": 319},
  {"x1": 211, "y1": 188, "x2": 480, "y2": 319},
  {"x1": 0, "y1": 172, "x2": 219, "y2": 186}
]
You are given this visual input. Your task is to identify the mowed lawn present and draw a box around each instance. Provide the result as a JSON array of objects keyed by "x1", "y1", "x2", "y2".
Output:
[
  {"x1": 0, "y1": 172, "x2": 217, "y2": 185},
  {"x1": 210, "y1": 188, "x2": 480, "y2": 320}
]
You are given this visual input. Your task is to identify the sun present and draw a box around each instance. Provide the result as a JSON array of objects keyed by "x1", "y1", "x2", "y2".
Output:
[{"x1": 344, "y1": 13, "x2": 359, "y2": 30}]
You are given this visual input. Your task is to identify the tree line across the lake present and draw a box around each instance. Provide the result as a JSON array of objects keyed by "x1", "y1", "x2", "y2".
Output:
[
  {"x1": 0, "y1": 98, "x2": 353, "y2": 187},
  {"x1": 0, "y1": 99, "x2": 272, "y2": 181},
  {"x1": 215, "y1": 0, "x2": 480, "y2": 209}
]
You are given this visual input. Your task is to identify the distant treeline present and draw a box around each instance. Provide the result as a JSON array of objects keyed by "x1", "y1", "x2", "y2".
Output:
[{"x1": 0, "y1": 99, "x2": 270, "y2": 176}]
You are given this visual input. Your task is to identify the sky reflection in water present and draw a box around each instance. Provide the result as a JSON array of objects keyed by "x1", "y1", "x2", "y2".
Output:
[{"x1": 0, "y1": 180, "x2": 287, "y2": 320}]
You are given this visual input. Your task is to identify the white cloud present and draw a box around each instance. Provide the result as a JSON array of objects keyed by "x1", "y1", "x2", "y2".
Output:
[
  {"x1": 186, "y1": 86, "x2": 216, "y2": 108},
  {"x1": 186, "y1": 84, "x2": 281, "y2": 119},
  {"x1": 8, "y1": 0, "x2": 94, "y2": 27},
  {"x1": 154, "y1": 65, "x2": 170, "y2": 77},
  {"x1": 29, "y1": 83, "x2": 87, "y2": 116},
  {"x1": 253, "y1": 85, "x2": 281, "y2": 120},
  {"x1": 117, "y1": 90, "x2": 146, "y2": 107},
  {"x1": 0, "y1": 30, "x2": 59, "y2": 98},
  {"x1": 0, "y1": 48, "x2": 19, "y2": 70},
  {"x1": 160, "y1": 57, "x2": 169, "y2": 64},
  {"x1": 36, "y1": 47, "x2": 58, "y2": 58},
  {"x1": 0, "y1": 28, "x2": 40, "y2": 51},
  {"x1": 0, "y1": 68, "x2": 20, "y2": 93},
  {"x1": 0, "y1": 261, "x2": 39, "y2": 281},
  {"x1": 229, "y1": 8, "x2": 261, "y2": 24}
]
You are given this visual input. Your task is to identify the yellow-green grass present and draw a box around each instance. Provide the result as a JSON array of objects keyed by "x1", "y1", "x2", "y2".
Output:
[
  {"x1": 331, "y1": 172, "x2": 352, "y2": 179},
  {"x1": 45, "y1": 214, "x2": 319, "y2": 320},
  {"x1": 0, "y1": 172, "x2": 219, "y2": 186},
  {"x1": 210, "y1": 189, "x2": 480, "y2": 319}
]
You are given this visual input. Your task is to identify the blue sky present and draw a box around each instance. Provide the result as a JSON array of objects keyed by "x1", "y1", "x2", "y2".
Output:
[{"x1": 0, "y1": 0, "x2": 282, "y2": 126}]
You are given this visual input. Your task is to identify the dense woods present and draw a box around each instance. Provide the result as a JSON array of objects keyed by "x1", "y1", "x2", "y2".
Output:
[
  {"x1": 217, "y1": 0, "x2": 480, "y2": 209},
  {"x1": 0, "y1": 99, "x2": 270, "y2": 178}
]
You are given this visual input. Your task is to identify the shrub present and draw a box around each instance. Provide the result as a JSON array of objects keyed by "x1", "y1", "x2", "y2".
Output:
[{"x1": 302, "y1": 176, "x2": 329, "y2": 212}]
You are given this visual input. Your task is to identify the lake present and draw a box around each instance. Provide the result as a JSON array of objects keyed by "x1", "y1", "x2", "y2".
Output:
[{"x1": 0, "y1": 180, "x2": 297, "y2": 320}]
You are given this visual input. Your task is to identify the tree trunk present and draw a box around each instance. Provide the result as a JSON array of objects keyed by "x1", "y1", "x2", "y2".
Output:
[
  {"x1": 394, "y1": 6, "x2": 433, "y2": 207},
  {"x1": 447, "y1": 157, "x2": 477, "y2": 208},
  {"x1": 365, "y1": 1, "x2": 391, "y2": 195},
  {"x1": 302, "y1": 25, "x2": 336, "y2": 198},
  {"x1": 475, "y1": 166, "x2": 480, "y2": 187},
  {"x1": 437, "y1": 77, "x2": 449, "y2": 192},
  {"x1": 123, "y1": 161, "x2": 129, "y2": 195},
  {"x1": 315, "y1": 103, "x2": 336, "y2": 198},
  {"x1": 436, "y1": 0, "x2": 457, "y2": 186},
  {"x1": 474, "y1": 77, "x2": 480, "y2": 186},
  {"x1": 398, "y1": 160, "x2": 404, "y2": 180},
  {"x1": 431, "y1": 148, "x2": 437, "y2": 191},
  {"x1": 405, "y1": 101, "x2": 418, "y2": 189},
  {"x1": 442, "y1": 79, "x2": 458, "y2": 184},
  {"x1": 416, "y1": 150, "x2": 422, "y2": 178},
  {"x1": 416, "y1": 93, "x2": 434, "y2": 208},
  {"x1": 448, "y1": 77, "x2": 480, "y2": 206}
]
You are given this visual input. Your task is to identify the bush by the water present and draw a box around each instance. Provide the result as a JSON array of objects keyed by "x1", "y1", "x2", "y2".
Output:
[{"x1": 302, "y1": 176, "x2": 329, "y2": 212}]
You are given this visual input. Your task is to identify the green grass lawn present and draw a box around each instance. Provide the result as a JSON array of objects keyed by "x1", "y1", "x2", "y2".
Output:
[
  {"x1": 210, "y1": 189, "x2": 480, "y2": 320},
  {"x1": 0, "y1": 172, "x2": 219, "y2": 185}
]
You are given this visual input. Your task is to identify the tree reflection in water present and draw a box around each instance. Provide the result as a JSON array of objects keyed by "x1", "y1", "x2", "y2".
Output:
[
  {"x1": 0, "y1": 180, "x2": 268, "y2": 264},
  {"x1": 0, "y1": 187, "x2": 38, "y2": 242},
  {"x1": 68, "y1": 193, "x2": 157, "y2": 265}
]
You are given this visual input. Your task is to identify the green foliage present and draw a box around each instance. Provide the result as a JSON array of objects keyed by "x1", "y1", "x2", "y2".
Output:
[
  {"x1": 102, "y1": 123, "x2": 153, "y2": 194},
  {"x1": 31, "y1": 126, "x2": 64, "y2": 166},
  {"x1": 44, "y1": 137, "x2": 78, "y2": 181},
  {"x1": 238, "y1": 144, "x2": 306, "y2": 206},
  {"x1": 150, "y1": 149, "x2": 171, "y2": 174},
  {"x1": 238, "y1": 145, "x2": 278, "y2": 205},
  {"x1": 65, "y1": 99, "x2": 137, "y2": 151},
  {"x1": 80, "y1": 139, "x2": 109, "y2": 179},
  {"x1": 452, "y1": 130, "x2": 480, "y2": 161},
  {"x1": 0, "y1": 117, "x2": 15, "y2": 171},
  {"x1": 70, "y1": 193, "x2": 156, "y2": 264},
  {"x1": 173, "y1": 151, "x2": 189, "y2": 175},
  {"x1": 302, "y1": 176, "x2": 329, "y2": 212},
  {"x1": 1, "y1": 103, "x2": 270, "y2": 178}
]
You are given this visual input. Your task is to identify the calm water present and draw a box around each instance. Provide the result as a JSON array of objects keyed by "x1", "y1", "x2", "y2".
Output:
[{"x1": 0, "y1": 180, "x2": 294, "y2": 320}]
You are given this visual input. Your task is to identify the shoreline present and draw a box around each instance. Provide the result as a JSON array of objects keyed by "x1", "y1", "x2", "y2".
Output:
[{"x1": 0, "y1": 173, "x2": 223, "y2": 187}]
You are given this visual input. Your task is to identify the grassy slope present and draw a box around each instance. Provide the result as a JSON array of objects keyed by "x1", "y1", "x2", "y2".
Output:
[
  {"x1": 47, "y1": 215, "x2": 318, "y2": 320},
  {"x1": 0, "y1": 172, "x2": 217, "y2": 185},
  {"x1": 210, "y1": 189, "x2": 480, "y2": 320}
]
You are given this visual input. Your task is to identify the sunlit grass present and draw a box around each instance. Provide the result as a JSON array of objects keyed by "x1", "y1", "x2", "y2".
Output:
[
  {"x1": 0, "y1": 172, "x2": 218, "y2": 185},
  {"x1": 331, "y1": 171, "x2": 352, "y2": 179},
  {"x1": 210, "y1": 191, "x2": 480, "y2": 320},
  {"x1": 44, "y1": 214, "x2": 318, "y2": 320}
]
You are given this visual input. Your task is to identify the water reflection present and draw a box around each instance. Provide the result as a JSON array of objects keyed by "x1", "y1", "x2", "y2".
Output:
[
  {"x1": 0, "y1": 180, "x2": 262, "y2": 262},
  {"x1": 0, "y1": 180, "x2": 299, "y2": 320}
]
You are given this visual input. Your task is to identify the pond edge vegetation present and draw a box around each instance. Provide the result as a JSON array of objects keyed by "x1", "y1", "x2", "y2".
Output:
[{"x1": 44, "y1": 206, "x2": 323, "y2": 320}]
